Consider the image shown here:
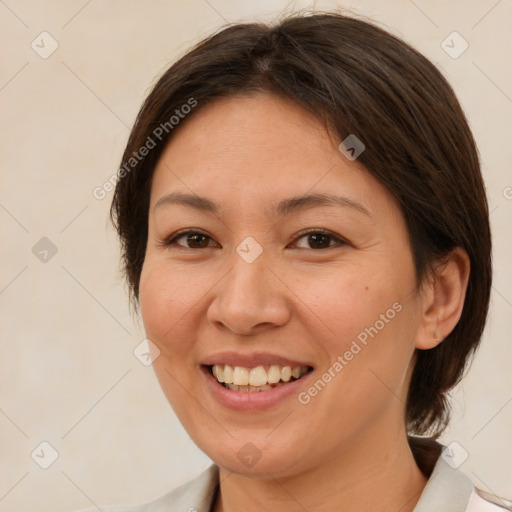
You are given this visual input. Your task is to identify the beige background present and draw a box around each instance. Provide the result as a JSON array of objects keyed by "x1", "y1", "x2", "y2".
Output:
[{"x1": 0, "y1": 1, "x2": 511, "y2": 511}]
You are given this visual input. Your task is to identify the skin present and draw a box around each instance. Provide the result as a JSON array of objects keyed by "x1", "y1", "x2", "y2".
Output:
[{"x1": 139, "y1": 92, "x2": 470, "y2": 512}]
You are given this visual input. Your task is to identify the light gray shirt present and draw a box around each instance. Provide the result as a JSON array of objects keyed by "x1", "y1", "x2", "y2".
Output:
[{"x1": 75, "y1": 452, "x2": 511, "y2": 512}]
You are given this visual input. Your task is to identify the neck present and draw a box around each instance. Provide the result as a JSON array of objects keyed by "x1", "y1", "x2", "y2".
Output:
[{"x1": 213, "y1": 430, "x2": 431, "y2": 512}]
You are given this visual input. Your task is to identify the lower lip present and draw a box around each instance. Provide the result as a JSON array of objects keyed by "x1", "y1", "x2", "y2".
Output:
[{"x1": 200, "y1": 365, "x2": 313, "y2": 411}]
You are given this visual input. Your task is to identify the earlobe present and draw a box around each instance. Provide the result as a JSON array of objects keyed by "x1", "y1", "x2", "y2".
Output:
[{"x1": 415, "y1": 247, "x2": 470, "y2": 350}]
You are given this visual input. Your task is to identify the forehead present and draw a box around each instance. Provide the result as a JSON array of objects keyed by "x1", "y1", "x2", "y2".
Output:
[
  {"x1": 156, "y1": 92, "x2": 335, "y2": 171},
  {"x1": 149, "y1": 93, "x2": 397, "y2": 221}
]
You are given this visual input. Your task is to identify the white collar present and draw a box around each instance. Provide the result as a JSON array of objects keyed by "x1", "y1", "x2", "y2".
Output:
[{"x1": 143, "y1": 450, "x2": 510, "y2": 511}]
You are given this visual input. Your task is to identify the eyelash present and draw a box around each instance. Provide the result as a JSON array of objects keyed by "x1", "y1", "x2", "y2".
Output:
[{"x1": 161, "y1": 228, "x2": 348, "y2": 251}]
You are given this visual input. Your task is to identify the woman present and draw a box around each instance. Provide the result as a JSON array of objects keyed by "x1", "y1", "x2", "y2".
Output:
[{"x1": 79, "y1": 11, "x2": 510, "y2": 512}]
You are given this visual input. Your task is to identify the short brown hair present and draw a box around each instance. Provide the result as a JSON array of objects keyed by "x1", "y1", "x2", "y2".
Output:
[{"x1": 111, "y1": 12, "x2": 492, "y2": 438}]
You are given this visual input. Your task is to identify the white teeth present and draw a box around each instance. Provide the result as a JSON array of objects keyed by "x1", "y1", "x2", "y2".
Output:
[
  {"x1": 213, "y1": 365, "x2": 224, "y2": 383},
  {"x1": 232, "y1": 367, "x2": 249, "y2": 386},
  {"x1": 210, "y1": 363, "x2": 309, "y2": 391},
  {"x1": 223, "y1": 365, "x2": 233, "y2": 384},
  {"x1": 249, "y1": 366, "x2": 267, "y2": 387},
  {"x1": 225, "y1": 383, "x2": 273, "y2": 392},
  {"x1": 281, "y1": 366, "x2": 292, "y2": 382},
  {"x1": 267, "y1": 365, "x2": 281, "y2": 384}
]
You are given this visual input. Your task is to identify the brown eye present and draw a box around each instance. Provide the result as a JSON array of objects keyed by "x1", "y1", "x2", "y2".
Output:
[
  {"x1": 164, "y1": 231, "x2": 216, "y2": 249},
  {"x1": 293, "y1": 230, "x2": 347, "y2": 250}
]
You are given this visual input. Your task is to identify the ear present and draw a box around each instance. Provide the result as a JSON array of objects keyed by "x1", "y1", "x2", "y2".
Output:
[{"x1": 415, "y1": 247, "x2": 470, "y2": 350}]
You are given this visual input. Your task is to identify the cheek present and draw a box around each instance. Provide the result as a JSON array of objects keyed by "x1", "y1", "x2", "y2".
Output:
[
  {"x1": 291, "y1": 261, "x2": 418, "y2": 393},
  {"x1": 138, "y1": 259, "x2": 199, "y2": 357},
  {"x1": 139, "y1": 260, "x2": 202, "y2": 416},
  {"x1": 330, "y1": 295, "x2": 418, "y2": 406},
  {"x1": 288, "y1": 262, "x2": 401, "y2": 350}
]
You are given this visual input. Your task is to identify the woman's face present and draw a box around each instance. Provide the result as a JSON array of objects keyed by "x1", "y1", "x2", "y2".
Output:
[{"x1": 139, "y1": 93, "x2": 429, "y2": 477}]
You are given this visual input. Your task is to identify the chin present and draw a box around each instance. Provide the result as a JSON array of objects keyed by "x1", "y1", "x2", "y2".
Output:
[{"x1": 195, "y1": 432, "x2": 307, "y2": 478}]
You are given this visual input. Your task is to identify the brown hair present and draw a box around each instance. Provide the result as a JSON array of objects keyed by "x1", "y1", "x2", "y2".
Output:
[{"x1": 111, "y1": 12, "x2": 492, "y2": 438}]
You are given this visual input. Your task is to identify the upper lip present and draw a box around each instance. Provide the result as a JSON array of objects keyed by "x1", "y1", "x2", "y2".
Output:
[{"x1": 202, "y1": 351, "x2": 313, "y2": 369}]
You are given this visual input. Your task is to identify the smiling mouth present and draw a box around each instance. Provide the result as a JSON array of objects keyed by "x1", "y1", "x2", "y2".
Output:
[{"x1": 208, "y1": 364, "x2": 313, "y2": 392}]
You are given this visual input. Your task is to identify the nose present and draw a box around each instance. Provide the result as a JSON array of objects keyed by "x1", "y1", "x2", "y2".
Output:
[{"x1": 206, "y1": 247, "x2": 291, "y2": 336}]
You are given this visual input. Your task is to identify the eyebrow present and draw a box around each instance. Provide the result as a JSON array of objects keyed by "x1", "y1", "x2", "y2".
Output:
[{"x1": 153, "y1": 191, "x2": 371, "y2": 218}]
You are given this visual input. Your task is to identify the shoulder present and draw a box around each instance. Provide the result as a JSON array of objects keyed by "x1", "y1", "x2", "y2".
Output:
[
  {"x1": 70, "y1": 464, "x2": 219, "y2": 512},
  {"x1": 467, "y1": 488, "x2": 512, "y2": 511},
  {"x1": 409, "y1": 436, "x2": 511, "y2": 512}
]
